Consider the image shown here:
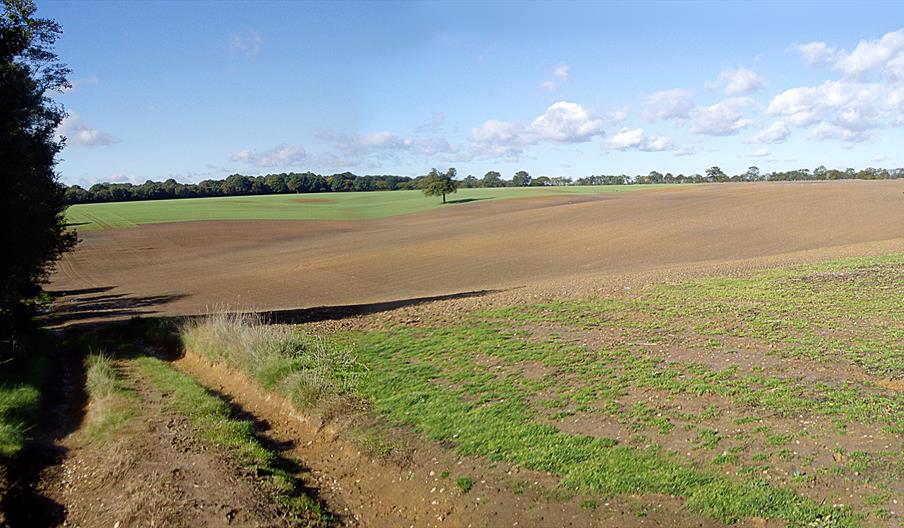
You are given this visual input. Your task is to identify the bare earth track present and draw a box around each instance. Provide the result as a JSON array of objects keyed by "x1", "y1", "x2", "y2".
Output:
[{"x1": 50, "y1": 181, "x2": 904, "y2": 321}]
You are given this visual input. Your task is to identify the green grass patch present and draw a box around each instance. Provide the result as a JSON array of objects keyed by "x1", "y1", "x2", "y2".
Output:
[
  {"x1": 0, "y1": 340, "x2": 51, "y2": 458},
  {"x1": 455, "y1": 476, "x2": 474, "y2": 493},
  {"x1": 65, "y1": 185, "x2": 665, "y2": 230},
  {"x1": 348, "y1": 327, "x2": 857, "y2": 526},
  {"x1": 83, "y1": 352, "x2": 136, "y2": 442},
  {"x1": 135, "y1": 356, "x2": 334, "y2": 525}
]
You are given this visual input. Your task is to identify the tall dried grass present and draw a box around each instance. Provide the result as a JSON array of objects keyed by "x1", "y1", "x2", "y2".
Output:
[{"x1": 180, "y1": 312, "x2": 364, "y2": 408}]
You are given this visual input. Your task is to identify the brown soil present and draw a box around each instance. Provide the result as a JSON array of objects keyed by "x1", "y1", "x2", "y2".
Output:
[
  {"x1": 19, "y1": 360, "x2": 299, "y2": 528},
  {"x1": 49, "y1": 181, "x2": 904, "y2": 324}
]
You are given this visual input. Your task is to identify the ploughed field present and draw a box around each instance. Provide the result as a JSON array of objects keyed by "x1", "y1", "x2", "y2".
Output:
[
  {"x1": 26, "y1": 180, "x2": 904, "y2": 527},
  {"x1": 53, "y1": 180, "x2": 904, "y2": 319}
]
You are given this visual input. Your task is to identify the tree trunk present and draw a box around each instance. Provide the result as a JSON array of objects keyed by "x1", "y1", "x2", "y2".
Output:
[{"x1": 442, "y1": 193, "x2": 446, "y2": 204}]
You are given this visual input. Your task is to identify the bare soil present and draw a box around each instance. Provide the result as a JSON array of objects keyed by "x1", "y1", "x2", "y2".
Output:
[
  {"x1": 10, "y1": 359, "x2": 299, "y2": 528},
  {"x1": 49, "y1": 181, "x2": 904, "y2": 324}
]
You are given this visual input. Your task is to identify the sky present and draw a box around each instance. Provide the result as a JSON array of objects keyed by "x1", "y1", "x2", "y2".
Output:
[{"x1": 39, "y1": 0, "x2": 904, "y2": 186}]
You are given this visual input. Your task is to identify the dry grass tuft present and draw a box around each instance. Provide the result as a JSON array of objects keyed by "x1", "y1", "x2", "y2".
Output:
[{"x1": 181, "y1": 312, "x2": 364, "y2": 409}]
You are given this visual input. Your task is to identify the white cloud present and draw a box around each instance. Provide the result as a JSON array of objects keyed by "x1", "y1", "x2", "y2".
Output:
[
  {"x1": 690, "y1": 97, "x2": 756, "y2": 136},
  {"x1": 229, "y1": 30, "x2": 263, "y2": 58},
  {"x1": 605, "y1": 127, "x2": 674, "y2": 152},
  {"x1": 540, "y1": 63, "x2": 572, "y2": 92},
  {"x1": 835, "y1": 28, "x2": 904, "y2": 78},
  {"x1": 752, "y1": 121, "x2": 791, "y2": 144},
  {"x1": 231, "y1": 144, "x2": 306, "y2": 167},
  {"x1": 531, "y1": 101, "x2": 606, "y2": 142},
  {"x1": 766, "y1": 79, "x2": 903, "y2": 141},
  {"x1": 58, "y1": 111, "x2": 118, "y2": 147},
  {"x1": 809, "y1": 122, "x2": 871, "y2": 143},
  {"x1": 796, "y1": 41, "x2": 838, "y2": 66},
  {"x1": 641, "y1": 89, "x2": 695, "y2": 122},
  {"x1": 470, "y1": 101, "x2": 614, "y2": 159},
  {"x1": 705, "y1": 67, "x2": 766, "y2": 95}
]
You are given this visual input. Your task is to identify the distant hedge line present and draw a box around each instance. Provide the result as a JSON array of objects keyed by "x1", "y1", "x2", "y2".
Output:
[{"x1": 64, "y1": 165, "x2": 904, "y2": 205}]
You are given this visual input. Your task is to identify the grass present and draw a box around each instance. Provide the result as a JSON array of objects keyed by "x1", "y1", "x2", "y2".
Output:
[
  {"x1": 135, "y1": 356, "x2": 334, "y2": 525},
  {"x1": 65, "y1": 185, "x2": 665, "y2": 230},
  {"x1": 181, "y1": 312, "x2": 364, "y2": 410},
  {"x1": 83, "y1": 352, "x2": 135, "y2": 442},
  {"x1": 0, "y1": 339, "x2": 51, "y2": 458},
  {"x1": 169, "y1": 254, "x2": 904, "y2": 526}
]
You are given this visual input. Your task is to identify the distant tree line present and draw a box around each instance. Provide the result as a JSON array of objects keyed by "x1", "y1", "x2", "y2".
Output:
[{"x1": 64, "y1": 165, "x2": 904, "y2": 204}]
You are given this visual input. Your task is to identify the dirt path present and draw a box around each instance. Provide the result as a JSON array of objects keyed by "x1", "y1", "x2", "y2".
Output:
[{"x1": 12, "y1": 355, "x2": 311, "y2": 528}]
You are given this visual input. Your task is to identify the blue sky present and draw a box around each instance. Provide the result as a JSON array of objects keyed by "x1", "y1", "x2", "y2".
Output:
[{"x1": 42, "y1": 1, "x2": 904, "y2": 186}]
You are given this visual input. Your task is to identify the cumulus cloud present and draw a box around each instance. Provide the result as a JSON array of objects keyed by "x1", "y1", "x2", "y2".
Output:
[
  {"x1": 796, "y1": 41, "x2": 839, "y2": 66},
  {"x1": 705, "y1": 67, "x2": 766, "y2": 95},
  {"x1": 58, "y1": 111, "x2": 118, "y2": 147},
  {"x1": 471, "y1": 101, "x2": 616, "y2": 158},
  {"x1": 231, "y1": 144, "x2": 307, "y2": 167},
  {"x1": 690, "y1": 97, "x2": 756, "y2": 136},
  {"x1": 752, "y1": 121, "x2": 791, "y2": 144},
  {"x1": 531, "y1": 101, "x2": 606, "y2": 142},
  {"x1": 641, "y1": 89, "x2": 695, "y2": 122},
  {"x1": 809, "y1": 122, "x2": 871, "y2": 143},
  {"x1": 605, "y1": 127, "x2": 674, "y2": 152},
  {"x1": 834, "y1": 28, "x2": 904, "y2": 78},
  {"x1": 229, "y1": 30, "x2": 263, "y2": 58},
  {"x1": 766, "y1": 79, "x2": 903, "y2": 141}
]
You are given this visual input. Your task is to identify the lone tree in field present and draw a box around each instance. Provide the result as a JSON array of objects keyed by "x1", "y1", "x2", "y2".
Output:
[
  {"x1": 420, "y1": 167, "x2": 458, "y2": 204},
  {"x1": 1, "y1": 0, "x2": 76, "y2": 349}
]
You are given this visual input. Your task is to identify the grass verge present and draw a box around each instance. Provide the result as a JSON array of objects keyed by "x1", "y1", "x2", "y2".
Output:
[
  {"x1": 0, "y1": 335, "x2": 52, "y2": 458},
  {"x1": 134, "y1": 356, "x2": 335, "y2": 526},
  {"x1": 83, "y1": 352, "x2": 135, "y2": 442}
]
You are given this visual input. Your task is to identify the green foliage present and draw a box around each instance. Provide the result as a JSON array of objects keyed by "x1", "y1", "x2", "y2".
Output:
[
  {"x1": 419, "y1": 167, "x2": 458, "y2": 203},
  {"x1": 455, "y1": 476, "x2": 474, "y2": 493},
  {"x1": 1, "y1": 0, "x2": 77, "y2": 345}
]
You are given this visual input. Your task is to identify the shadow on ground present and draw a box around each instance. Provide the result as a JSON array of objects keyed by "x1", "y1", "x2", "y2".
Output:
[
  {"x1": 256, "y1": 289, "x2": 504, "y2": 324},
  {"x1": 44, "y1": 287, "x2": 186, "y2": 329},
  {"x1": 1, "y1": 342, "x2": 87, "y2": 527}
]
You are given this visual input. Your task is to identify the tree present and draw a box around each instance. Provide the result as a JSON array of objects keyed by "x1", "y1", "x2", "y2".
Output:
[
  {"x1": 512, "y1": 170, "x2": 531, "y2": 187},
  {"x1": 419, "y1": 167, "x2": 458, "y2": 203},
  {"x1": 1, "y1": 0, "x2": 77, "y2": 347},
  {"x1": 745, "y1": 166, "x2": 761, "y2": 181},
  {"x1": 706, "y1": 166, "x2": 728, "y2": 182},
  {"x1": 481, "y1": 171, "x2": 503, "y2": 188}
]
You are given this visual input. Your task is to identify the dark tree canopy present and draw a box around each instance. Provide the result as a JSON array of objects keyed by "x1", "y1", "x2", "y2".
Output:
[
  {"x1": 1, "y1": 0, "x2": 76, "y2": 347},
  {"x1": 419, "y1": 167, "x2": 458, "y2": 203},
  {"x1": 512, "y1": 170, "x2": 532, "y2": 187}
]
